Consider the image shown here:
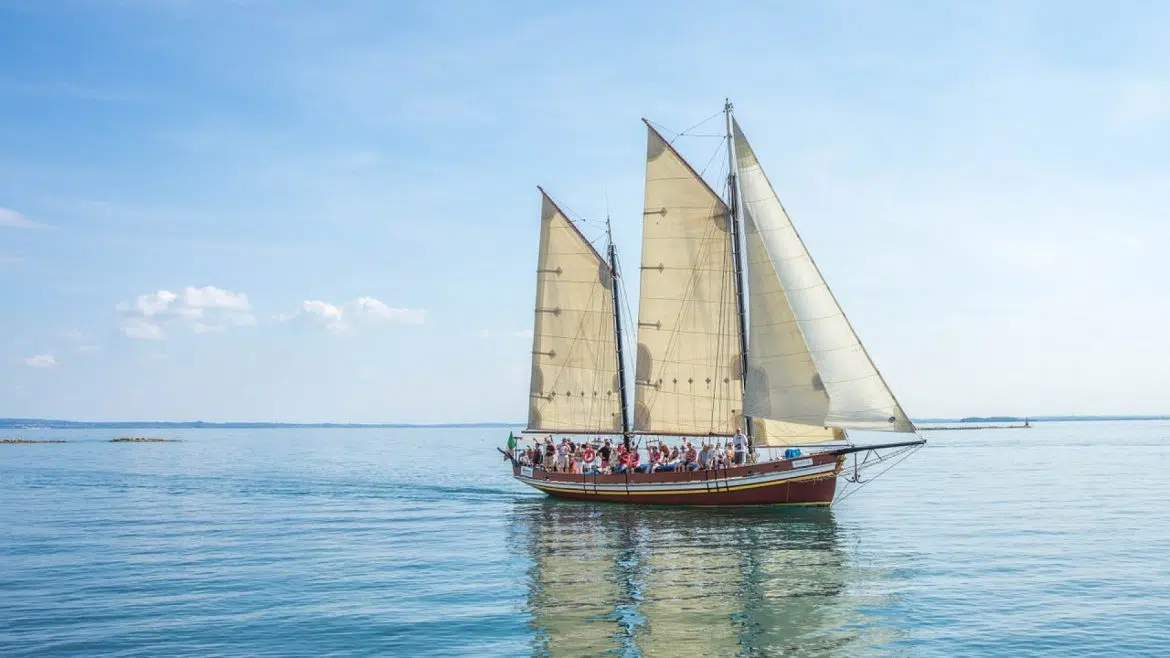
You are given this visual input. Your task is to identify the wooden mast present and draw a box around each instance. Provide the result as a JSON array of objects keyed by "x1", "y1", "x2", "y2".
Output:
[
  {"x1": 724, "y1": 99, "x2": 753, "y2": 454},
  {"x1": 607, "y1": 218, "x2": 632, "y2": 450}
]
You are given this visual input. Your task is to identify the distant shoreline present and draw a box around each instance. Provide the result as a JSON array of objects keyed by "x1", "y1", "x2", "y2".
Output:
[
  {"x1": 1, "y1": 415, "x2": 1167, "y2": 430},
  {"x1": 0, "y1": 419, "x2": 519, "y2": 430}
]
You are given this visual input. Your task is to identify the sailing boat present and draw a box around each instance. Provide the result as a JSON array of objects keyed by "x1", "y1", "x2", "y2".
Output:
[{"x1": 504, "y1": 102, "x2": 925, "y2": 506}]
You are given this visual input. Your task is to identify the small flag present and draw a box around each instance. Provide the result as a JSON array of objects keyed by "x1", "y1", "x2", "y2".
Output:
[{"x1": 507, "y1": 432, "x2": 517, "y2": 451}]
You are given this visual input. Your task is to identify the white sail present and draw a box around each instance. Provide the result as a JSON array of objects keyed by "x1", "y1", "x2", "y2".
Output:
[
  {"x1": 527, "y1": 190, "x2": 623, "y2": 433},
  {"x1": 633, "y1": 124, "x2": 743, "y2": 436},
  {"x1": 743, "y1": 208, "x2": 835, "y2": 436},
  {"x1": 733, "y1": 120, "x2": 914, "y2": 432}
]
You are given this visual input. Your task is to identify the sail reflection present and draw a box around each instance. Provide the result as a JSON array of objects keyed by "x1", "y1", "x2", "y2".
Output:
[{"x1": 509, "y1": 499, "x2": 888, "y2": 657}]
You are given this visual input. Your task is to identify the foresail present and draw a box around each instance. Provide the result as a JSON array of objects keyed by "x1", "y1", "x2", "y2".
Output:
[
  {"x1": 733, "y1": 120, "x2": 914, "y2": 432},
  {"x1": 633, "y1": 124, "x2": 743, "y2": 436},
  {"x1": 528, "y1": 191, "x2": 623, "y2": 433},
  {"x1": 743, "y1": 209, "x2": 833, "y2": 433}
]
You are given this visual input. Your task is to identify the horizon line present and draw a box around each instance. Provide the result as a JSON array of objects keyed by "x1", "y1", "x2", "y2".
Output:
[{"x1": 3, "y1": 414, "x2": 1170, "y2": 427}]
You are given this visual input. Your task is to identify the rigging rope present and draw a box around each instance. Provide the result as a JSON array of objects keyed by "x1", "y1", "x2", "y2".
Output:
[
  {"x1": 647, "y1": 110, "x2": 724, "y2": 146},
  {"x1": 832, "y1": 442, "x2": 923, "y2": 506},
  {"x1": 699, "y1": 136, "x2": 728, "y2": 178}
]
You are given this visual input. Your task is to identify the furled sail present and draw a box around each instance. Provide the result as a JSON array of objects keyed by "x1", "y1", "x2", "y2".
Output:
[
  {"x1": 752, "y1": 418, "x2": 843, "y2": 447},
  {"x1": 527, "y1": 190, "x2": 623, "y2": 433},
  {"x1": 733, "y1": 120, "x2": 914, "y2": 432},
  {"x1": 633, "y1": 124, "x2": 743, "y2": 436}
]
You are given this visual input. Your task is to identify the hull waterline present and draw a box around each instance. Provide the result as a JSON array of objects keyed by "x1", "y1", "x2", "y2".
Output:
[{"x1": 512, "y1": 452, "x2": 844, "y2": 507}]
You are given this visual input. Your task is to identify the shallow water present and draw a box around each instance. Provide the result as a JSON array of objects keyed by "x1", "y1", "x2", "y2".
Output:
[{"x1": 1, "y1": 421, "x2": 1168, "y2": 656}]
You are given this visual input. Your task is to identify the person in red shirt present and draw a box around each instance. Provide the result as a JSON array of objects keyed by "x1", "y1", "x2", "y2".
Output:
[
  {"x1": 616, "y1": 449, "x2": 632, "y2": 474},
  {"x1": 648, "y1": 445, "x2": 662, "y2": 472}
]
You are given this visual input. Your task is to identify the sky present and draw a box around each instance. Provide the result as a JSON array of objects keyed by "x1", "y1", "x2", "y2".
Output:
[{"x1": 1, "y1": 0, "x2": 1168, "y2": 422}]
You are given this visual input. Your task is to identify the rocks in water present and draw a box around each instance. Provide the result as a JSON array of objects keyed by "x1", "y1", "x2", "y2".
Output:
[
  {"x1": 110, "y1": 437, "x2": 176, "y2": 443},
  {"x1": 0, "y1": 438, "x2": 68, "y2": 444}
]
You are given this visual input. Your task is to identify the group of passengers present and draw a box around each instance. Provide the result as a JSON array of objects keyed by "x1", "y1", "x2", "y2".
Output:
[{"x1": 515, "y1": 429, "x2": 750, "y2": 475}]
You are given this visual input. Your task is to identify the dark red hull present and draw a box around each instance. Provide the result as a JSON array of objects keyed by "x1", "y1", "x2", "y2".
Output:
[{"x1": 512, "y1": 452, "x2": 844, "y2": 507}]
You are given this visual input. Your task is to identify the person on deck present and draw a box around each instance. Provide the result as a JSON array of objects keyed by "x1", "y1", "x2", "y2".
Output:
[
  {"x1": 666, "y1": 446, "x2": 682, "y2": 470},
  {"x1": 684, "y1": 443, "x2": 698, "y2": 470},
  {"x1": 615, "y1": 447, "x2": 632, "y2": 474},
  {"x1": 732, "y1": 427, "x2": 748, "y2": 465},
  {"x1": 599, "y1": 439, "x2": 613, "y2": 470},
  {"x1": 648, "y1": 445, "x2": 662, "y2": 472},
  {"x1": 544, "y1": 438, "x2": 555, "y2": 470},
  {"x1": 556, "y1": 438, "x2": 570, "y2": 471},
  {"x1": 698, "y1": 442, "x2": 713, "y2": 470}
]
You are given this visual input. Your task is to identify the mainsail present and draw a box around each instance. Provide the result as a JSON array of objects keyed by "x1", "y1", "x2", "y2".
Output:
[
  {"x1": 633, "y1": 124, "x2": 743, "y2": 436},
  {"x1": 527, "y1": 190, "x2": 624, "y2": 433},
  {"x1": 732, "y1": 120, "x2": 914, "y2": 433}
]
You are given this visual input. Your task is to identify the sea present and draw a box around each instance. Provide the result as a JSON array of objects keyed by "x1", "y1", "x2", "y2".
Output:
[{"x1": 1, "y1": 421, "x2": 1168, "y2": 657}]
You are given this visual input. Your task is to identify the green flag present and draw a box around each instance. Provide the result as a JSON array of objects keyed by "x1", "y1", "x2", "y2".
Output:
[{"x1": 507, "y1": 432, "x2": 517, "y2": 451}]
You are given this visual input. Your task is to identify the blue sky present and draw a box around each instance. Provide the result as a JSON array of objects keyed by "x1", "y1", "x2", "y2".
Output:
[{"x1": 1, "y1": 0, "x2": 1168, "y2": 422}]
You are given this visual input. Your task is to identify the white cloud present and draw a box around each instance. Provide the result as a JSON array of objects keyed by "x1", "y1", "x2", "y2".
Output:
[
  {"x1": 0, "y1": 208, "x2": 47, "y2": 229},
  {"x1": 121, "y1": 318, "x2": 164, "y2": 340},
  {"x1": 350, "y1": 296, "x2": 424, "y2": 324},
  {"x1": 183, "y1": 285, "x2": 250, "y2": 311},
  {"x1": 117, "y1": 290, "x2": 178, "y2": 317},
  {"x1": 117, "y1": 285, "x2": 254, "y2": 339},
  {"x1": 24, "y1": 354, "x2": 58, "y2": 368},
  {"x1": 294, "y1": 296, "x2": 424, "y2": 333},
  {"x1": 301, "y1": 300, "x2": 346, "y2": 332}
]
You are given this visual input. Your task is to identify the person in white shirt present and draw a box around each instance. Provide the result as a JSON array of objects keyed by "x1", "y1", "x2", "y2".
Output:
[{"x1": 732, "y1": 427, "x2": 748, "y2": 465}]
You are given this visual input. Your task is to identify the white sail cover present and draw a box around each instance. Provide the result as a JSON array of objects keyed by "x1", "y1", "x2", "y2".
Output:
[
  {"x1": 633, "y1": 125, "x2": 743, "y2": 436},
  {"x1": 752, "y1": 418, "x2": 843, "y2": 447},
  {"x1": 527, "y1": 191, "x2": 623, "y2": 433},
  {"x1": 733, "y1": 120, "x2": 914, "y2": 432}
]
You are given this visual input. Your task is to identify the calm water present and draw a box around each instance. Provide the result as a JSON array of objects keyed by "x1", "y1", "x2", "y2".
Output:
[{"x1": 1, "y1": 421, "x2": 1168, "y2": 657}]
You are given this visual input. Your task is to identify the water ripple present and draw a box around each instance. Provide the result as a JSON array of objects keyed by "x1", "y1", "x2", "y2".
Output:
[{"x1": 1, "y1": 424, "x2": 1168, "y2": 656}]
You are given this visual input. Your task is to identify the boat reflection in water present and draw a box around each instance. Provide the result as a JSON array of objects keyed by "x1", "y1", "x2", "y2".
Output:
[{"x1": 508, "y1": 498, "x2": 899, "y2": 657}]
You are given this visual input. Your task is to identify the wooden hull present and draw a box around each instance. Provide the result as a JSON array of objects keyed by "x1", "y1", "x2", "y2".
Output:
[{"x1": 512, "y1": 452, "x2": 844, "y2": 507}]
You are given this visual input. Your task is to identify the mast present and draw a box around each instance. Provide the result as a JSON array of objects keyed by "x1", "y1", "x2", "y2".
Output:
[
  {"x1": 607, "y1": 217, "x2": 632, "y2": 450},
  {"x1": 724, "y1": 99, "x2": 753, "y2": 453}
]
